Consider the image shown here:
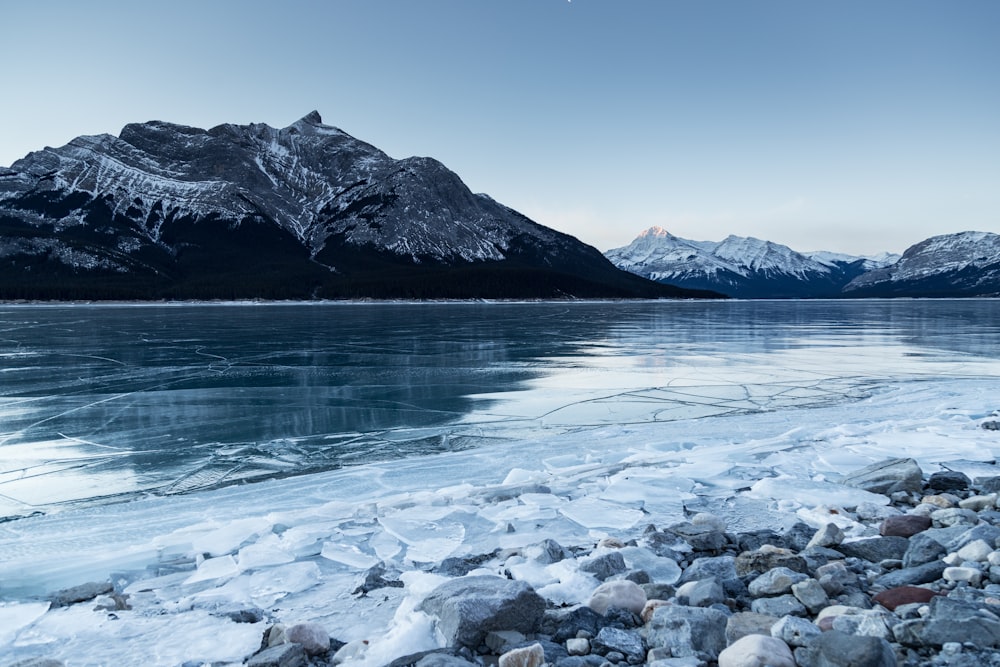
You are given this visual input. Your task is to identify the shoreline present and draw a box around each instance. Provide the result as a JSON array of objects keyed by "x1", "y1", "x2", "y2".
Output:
[{"x1": 0, "y1": 379, "x2": 998, "y2": 666}]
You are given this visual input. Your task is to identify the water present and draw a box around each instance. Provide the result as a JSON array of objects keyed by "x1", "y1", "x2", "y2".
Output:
[{"x1": 1, "y1": 299, "x2": 998, "y2": 516}]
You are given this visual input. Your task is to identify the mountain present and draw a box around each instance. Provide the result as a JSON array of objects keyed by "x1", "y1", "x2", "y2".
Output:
[
  {"x1": 843, "y1": 231, "x2": 1000, "y2": 297},
  {"x1": 605, "y1": 227, "x2": 892, "y2": 298},
  {"x1": 0, "y1": 112, "x2": 714, "y2": 300}
]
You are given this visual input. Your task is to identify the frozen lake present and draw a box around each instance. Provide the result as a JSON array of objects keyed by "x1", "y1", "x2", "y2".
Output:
[
  {"x1": 1, "y1": 299, "x2": 1000, "y2": 666},
  {"x1": 1, "y1": 299, "x2": 999, "y2": 515}
]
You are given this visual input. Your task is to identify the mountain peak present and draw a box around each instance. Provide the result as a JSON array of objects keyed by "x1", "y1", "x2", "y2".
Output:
[{"x1": 299, "y1": 110, "x2": 323, "y2": 125}]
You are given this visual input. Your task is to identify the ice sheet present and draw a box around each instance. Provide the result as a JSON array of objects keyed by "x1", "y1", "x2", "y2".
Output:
[{"x1": 1, "y1": 375, "x2": 998, "y2": 666}]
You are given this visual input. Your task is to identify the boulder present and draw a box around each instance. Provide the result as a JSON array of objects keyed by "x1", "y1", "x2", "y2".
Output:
[
  {"x1": 901, "y1": 532, "x2": 947, "y2": 568},
  {"x1": 875, "y1": 561, "x2": 946, "y2": 588},
  {"x1": 580, "y1": 552, "x2": 627, "y2": 581},
  {"x1": 247, "y1": 643, "x2": 307, "y2": 667},
  {"x1": 718, "y1": 634, "x2": 795, "y2": 667},
  {"x1": 794, "y1": 631, "x2": 896, "y2": 667},
  {"x1": 284, "y1": 623, "x2": 330, "y2": 656},
  {"x1": 879, "y1": 514, "x2": 931, "y2": 538},
  {"x1": 748, "y1": 567, "x2": 808, "y2": 597},
  {"x1": 678, "y1": 555, "x2": 737, "y2": 584},
  {"x1": 418, "y1": 576, "x2": 545, "y2": 650},
  {"x1": 927, "y1": 471, "x2": 971, "y2": 492},
  {"x1": 590, "y1": 627, "x2": 644, "y2": 662},
  {"x1": 791, "y1": 579, "x2": 830, "y2": 614},
  {"x1": 835, "y1": 536, "x2": 909, "y2": 563},
  {"x1": 47, "y1": 581, "x2": 114, "y2": 608},
  {"x1": 807, "y1": 523, "x2": 845, "y2": 549},
  {"x1": 735, "y1": 547, "x2": 808, "y2": 578},
  {"x1": 750, "y1": 594, "x2": 807, "y2": 617},
  {"x1": 841, "y1": 458, "x2": 922, "y2": 495},
  {"x1": 675, "y1": 577, "x2": 725, "y2": 607},
  {"x1": 588, "y1": 579, "x2": 647, "y2": 615},
  {"x1": 871, "y1": 586, "x2": 938, "y2": 611},
  {"x1": 725, "y1": 611, "x2": 780, "y2": 644},
  {"x1": 646, "y1": 605, "x2": 728, "y2": 661},
  {"x1": 893, "y1": 597, "x2": 1000, "y2": 648},
  {"x1": 770, "y1": 614, "x2": 821, "y2": 647}
]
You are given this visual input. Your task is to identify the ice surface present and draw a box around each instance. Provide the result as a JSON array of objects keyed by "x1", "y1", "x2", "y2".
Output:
[{"x1": 2, "y1": 301, "x2": 1000, "y2": 665}]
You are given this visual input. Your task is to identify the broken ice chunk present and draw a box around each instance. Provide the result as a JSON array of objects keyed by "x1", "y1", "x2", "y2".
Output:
[
  {"x1": 184, "y1": 555, "x2": 240, "y2": 585},
  {"x1": 560, "y1": 497, "x2": 646, "y2": 529},
  {"x1": 321, "y1": 542, "x2": 379, "y2": 569}
]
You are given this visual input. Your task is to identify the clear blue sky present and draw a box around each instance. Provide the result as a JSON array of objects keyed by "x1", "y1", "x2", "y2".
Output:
[{"x1": 2, "y1": 0, "x2": 997, "y2": 255}]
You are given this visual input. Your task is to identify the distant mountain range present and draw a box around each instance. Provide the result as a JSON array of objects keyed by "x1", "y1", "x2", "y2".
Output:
[
  {"x1": 0, "y1": 112, "x2": 713, "y2": 300},
  {"x1": 606, "y1": 227, "x2": 1000, "y2": 298}
]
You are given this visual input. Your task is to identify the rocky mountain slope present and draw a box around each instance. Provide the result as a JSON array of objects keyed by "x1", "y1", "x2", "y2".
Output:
[
  {"x1": 605, "y1": 227, "x2": 895, "y2": 298},
  {"x1": 607, "y1": 227, "x2": 1000, "y2": 299},
  {"x1": 0, "y1": 113, "x2": 712, "y2": 300},
  {"x1": 843, "y1": 231, "x2": 1000, "y2": 297}
]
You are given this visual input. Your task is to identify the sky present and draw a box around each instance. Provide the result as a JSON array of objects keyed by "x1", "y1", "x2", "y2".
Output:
[{"x1": 1, "y1": 0, "x2": 997, "y2": 255}]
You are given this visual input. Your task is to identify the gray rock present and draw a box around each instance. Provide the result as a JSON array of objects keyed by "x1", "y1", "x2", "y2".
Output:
[
  {"x1": 748, "y1": 567, "x2": 808, "y2": 597},
  {"x1": 794, "y1": 631, "x2": 896, "y2": 667},
  {"x1": 791, "y1": 578, "x2": 830, "y2": 614},
  {"x1": 841, "y1": 457, "x2": 923, "y2": 495},
  {"x1": 947, "y1": 523, "x2": 1000, "y2": 552},
  {"x1": 549, "y1": 606, "x2": 608, "y2": 643},
  {"x1": 47, "y1": 581, "x2": 114, "y2": 607},
  {"x1": 8, "y1": 660, "x2": 65, "y2": 667},
  {"x1": 735, "y1": 548, "x2": 808, "y2": 577},
  {"x1": 771, "y1": 614, "x2": 821, "y2": 647},
  {"x1": 677, "y1": 555, "x2": 737, "y2": 584},
  {"x1": 893, "y1": 596, "x2": 1000, "y2": 648},
  {"x1": 928, "y1": 470, "x2": 972, "y2": 492},
  {"x1": 983, "y1": 421, "x2": 1000, "y2": 431},
  {"x1": 835, "y1": 536, "x2": 910, "y2": 563},
  {"x1": 725, "y1": 611, "x2": 780, "y2": 645},
  {"x1": 591, "y1": 627, "x2": 644, "y2": 662},
  {"x1": 675, "y1": 577, "x2": 725, "y2": 608},
  {"x1": 418, "y1": 576, "x2": 545, "y2": 649},
  {"x1": 665, "y1": 522, "x2": 727, "y2": 553},
  {"x1": 831, "y1": 610, "x2": 893, "y2": 640},
  {"x1": 815, "y1": 561, "x2": 857, "y2": 596},
  {"x1": 981, "y1": 476, "x2": 1000, "y2": 493},
  {"x1": 247, "y1": 643, "x2": 307, "y2": 667},
  {"x1": 751, "y1": 594, "x2": 808, "y2": 617},
  {"x1": 807, "y1": 523, "x2": 845, "y2": 548},
  {"x1": 415, "y1": 653, "x2": 480, "y2": 667},
  {"x1": 285, "y1": 623, "x2": 330, "y2": 656},
  {"x1": 931, "y1": 507, "x2": 980, "y2": 528},
  {"x1": 646, "y1": 605, "x2": 728, "y2": 661},
  {"x1": 902, "y1": 532, "x2": 947, "y2": 568},
  {"x1": 553, "y1": 657, "x2": 606, "y2": 667},
  {"x1": 485, "y1": 631, "x2": 526, "y2": 654},
  {"x1": 580, "y1": 552, "x2": 627, "y2": 581},
  {"x1": 874, "y1": 560, "x2": 947, "y2": 588}
]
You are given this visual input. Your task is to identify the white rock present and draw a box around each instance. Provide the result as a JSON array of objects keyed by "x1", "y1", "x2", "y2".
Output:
[
  {"x1": 943, "y1": 566, "x2": 982, "y2": 585},
  {"x1": 718, "y1": 634, "x2": 795, "y2": 667},
  {"x1": 588, "y1": 579, "x2": 647, "y2": 615},
  {"x1": 959, "y1": 494, "x2": 997, "y2": 511},
  {"x1": 943, "y1": 552, "x2": 964, "y2": 566},
  {"x1": 331, "y1": 639, "x2": 369, "y2": 665},
  {"x1": 988, "y1": 551, "x2": 1000, "y2": 567},
  {"x1": 566, "y1": 637, "x2": 590, "y2": 656},
  {"x1": 499, "y1": 642, "x2": 545, "y2": 667},
  {"x1": 807, "y1": 523, "x2": 845, "y2": 549},
  {"x1": 957, "y1": 539, "x2": 993, "y2": 563}
]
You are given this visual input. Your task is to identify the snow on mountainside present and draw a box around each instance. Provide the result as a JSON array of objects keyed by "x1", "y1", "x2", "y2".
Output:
[
  {"x1": 0, "y1": 112, "x2": 702, "y2": 300},
  {"x1": 844, "y1": 231, "x2": 1000, "y2": 297},
  {"x1": 605, "y1": 226, "x2": 873, "y2": 298}
]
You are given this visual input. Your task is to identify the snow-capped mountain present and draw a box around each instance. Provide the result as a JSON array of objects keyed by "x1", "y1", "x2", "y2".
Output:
[
  {"x1": 844, "y1": 231, "x2": 1000, "y2": 297},
  {"x1": 605, "y1": 227, "x2": 884, "y2": 298},
  {"x1": 0, "y1": 112, "x2": 708, "y2": 300}
]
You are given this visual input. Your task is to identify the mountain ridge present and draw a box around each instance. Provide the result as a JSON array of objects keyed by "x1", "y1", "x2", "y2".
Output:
[
  {"x1": 606, "y1": 226, "x2": 1000, "y2": 298},
  {"x1": 0, "y1": 113, "x2": 716, "y2": 301}
]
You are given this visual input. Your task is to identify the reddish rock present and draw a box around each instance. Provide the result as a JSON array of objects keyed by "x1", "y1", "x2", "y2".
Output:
[
  {"x1": 872, "y1": 585, "x2": 938, "y2": 611},
  {"x1": 879, "y1": 514, "x2": 931, "y2": 538}
]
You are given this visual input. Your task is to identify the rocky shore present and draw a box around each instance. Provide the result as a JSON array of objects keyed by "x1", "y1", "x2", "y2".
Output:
[{"x1": 16, "y1": 431, "x2": 1000, "y2": 667}]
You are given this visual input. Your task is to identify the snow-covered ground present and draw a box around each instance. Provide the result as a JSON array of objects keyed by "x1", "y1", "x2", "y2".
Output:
[{"x1": 2, "y1": 333, "x2": 999, "y2": 666}]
